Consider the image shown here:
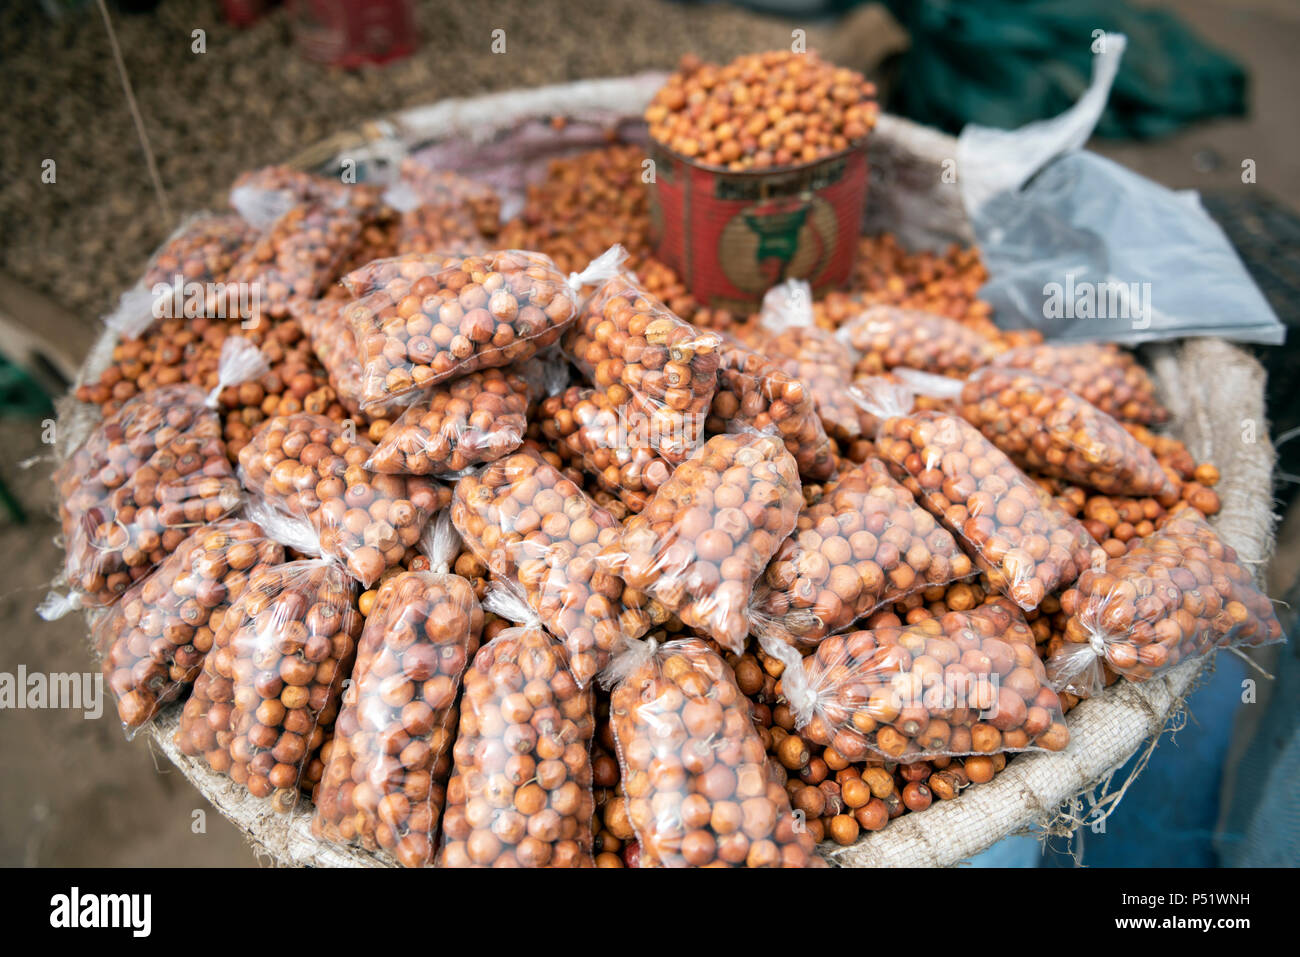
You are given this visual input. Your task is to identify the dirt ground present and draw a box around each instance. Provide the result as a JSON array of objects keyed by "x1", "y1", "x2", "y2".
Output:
[
  {"x1": 1, "y1": 0, "x2": 1296, "y2": 867},
  {"x1": 0, "y1": 418, "x2": 252, "y2": 866}
]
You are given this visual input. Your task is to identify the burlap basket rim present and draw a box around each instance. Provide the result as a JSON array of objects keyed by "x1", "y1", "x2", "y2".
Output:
[{"x1": 56, "y1": 74, "x2": 1276, "y2": 868}]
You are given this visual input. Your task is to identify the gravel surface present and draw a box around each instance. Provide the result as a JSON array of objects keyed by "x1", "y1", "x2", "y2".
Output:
[{"x1": 1, "y1": 0, "x2": 823, "y2": 331}]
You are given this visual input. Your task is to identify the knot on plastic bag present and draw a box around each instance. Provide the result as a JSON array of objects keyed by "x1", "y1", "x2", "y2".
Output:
[
  {"x1": 206, "y1": 337, "x2": 270, "y2": 408},
  {"x1": 599, "y1": 634, "x2": 659, "y2": 690},
  {"x1": 852, "y1": 376, "x2": 916, "y2": 419},
  {"x1": 37, "y1": 590, "x2": 83, "y2": 621},
  {"x1": 756, "y1": 632, "x2": 816, "y2": 729},
  {"x1": 847, "y1": 375, "x2": 915, "y2": 424},
  {"x1": 516, "y1": 350, "x2": 570, "y2": 404},
  {"x1": 381, "y1": 181, "x2": 422, "y2": 214},
  {"x1": 244, "y1": 500, "x2": 325, "y2": 559},
  {"x1": 759, "y1": 279, "x2": 814, "y2": 332},
  {"x1": 748, "y1": 586, "x2": 822, "y2": 649},
  {"x1": 481, "y1": 582, "x2": 543, "y2": 629},
  {"x1": 418, "y1": 509, "x2": 461, "y2": 575},
  {"x1": 104, "y1": 283, "x2": 161, "y2": 341},
  {"x1": 892, "y1": 367, "x2": 967, "y2": 401},
  {"x1": 567, "y1": 244, "x2": 629, "y2": 297},
  {"x1": 230, "y1": 183, "x2": 296, "y2": 230},
  {"x1": 1046, "y1": 638, "x2": 1105, "y2": 699}
]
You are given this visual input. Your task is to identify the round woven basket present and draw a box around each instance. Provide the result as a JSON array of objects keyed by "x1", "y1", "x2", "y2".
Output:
[{"x1": 58, "y1": 74, "x2": 1277, "y2": 867}]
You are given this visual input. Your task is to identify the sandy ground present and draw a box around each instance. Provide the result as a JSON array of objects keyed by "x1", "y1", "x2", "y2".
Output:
[{"x1": 0, "y1": 417, "x2": 252, "y2": 866}]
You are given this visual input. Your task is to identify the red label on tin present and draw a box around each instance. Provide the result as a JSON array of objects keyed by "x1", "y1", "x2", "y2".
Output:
[{"x1": 648, "y1": 144, "x2": 868, "y2": 313}]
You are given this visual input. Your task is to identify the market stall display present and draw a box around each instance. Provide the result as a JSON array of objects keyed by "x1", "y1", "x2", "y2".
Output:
[{"x1": 45, "y1": 61, "x2": 1279, "y2": 869}]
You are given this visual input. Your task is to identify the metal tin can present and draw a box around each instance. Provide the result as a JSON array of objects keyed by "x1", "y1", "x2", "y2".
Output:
[{"x1": 647, "y1": 141, "x2": 869, "y2": 313}]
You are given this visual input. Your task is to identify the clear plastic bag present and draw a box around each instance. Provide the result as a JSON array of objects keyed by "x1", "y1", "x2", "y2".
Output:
[
  {"x1": 956, "y1": 365, "x2": 1177, "y2": 499},
  {"x1": 564, "y1": 266, "x2": 721, "y2": 465},
  {"x1": 450, "y1": 447, "x2": 665, "y2": 687},
  {"x1": 205, "y1": 336, "x2": 270, "y2": 409},
  {"x1": 767, "y1": 326, "x2": 879, "y2": 443},
  {"x1": 596, "y1": 433, "x2": 803, "y2": 653},
  {"x1": 365, "y1": 366, "x2": 532, "y2": 476},
  {"x1": 754, "y1": 282, "x2": 876, "y2": 444},
  {"x1": 1048, "y1": 510, "x2": 1284, "y2": 697},
  {"x1": 437, "y1": 589, "x2": 595, "y2": 867},
  {"x1": 839, "y1": 305, "x2": 1000, "y2": 379},
  {"x1": 311, "y1": 550, "x2": 482, "y2": 865},
  {"x1": 346, "y1": 249, "x2": 588, "y2": 411},
  {"x1": 219, "y1": 180, "x2": 380, "y2": 326},
  {"x1": 606, "y1": 637, "x2": 823, "y2": 868},
  {"x1": 766, "y1": 599, "x2": 1070, "y2": 762},
  {"x1": 106, "y1": 213, "x2": 259, "y2": 341},
  {"x1": 237, "y1": 412, "x2": 442, "y2": 586},
  {"x1": 176, "y1": 554, "x2": 361, "y2": 808},
  {"x1": 385, "y1": 158, "x2": 501, "y2": 256},
  {"x1": 964, "y1": 143, "x2": 1285, "y2": 346},
  {"x1": 865, "y1": 380, "x2": 1097, "y2": 611},
  {"x1": 228, "y1": 165, "x2": 328, "y2": 228},
  {"x1": 535, "y1": 385, "x2": 672, "y2": 513},
  {"x1": 756, "y1": 279, "x2": 817, "y2": 338},
  {"x1": 49, "y1": 384, "x2": 242, "y2": 611},
  {"x1": 144, "y1": 213, "x2": 260, "y2": 291},
  {"x1": 710, "y1": 336, "x2": 836, "y2": 482},
  {"x1": 991, "y1": 342, "x2": 1170, "y2": 426},
  {"x1": 753, "y1": 458, "x2": 973, "y2": 647},
  {"x1": 297, "y1": 298, "x2": 408, "y2": 420},
  {"x1": 93, "y1": 519, "x2": 285, "y2": 736}
]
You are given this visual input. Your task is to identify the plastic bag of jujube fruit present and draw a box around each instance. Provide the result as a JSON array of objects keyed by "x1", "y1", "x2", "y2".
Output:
[
  {"x1": 93, "y1": 518, "x2": 285, "y2": 737},
  {"x1": 297, "y1": 297, "x2": 410, "y2": 421},
  {"x1": 860, "y1": 378, "x2": 1097, "y2": 612},
  {"x1": 365, "y1": 364, "x2": 533, "y2": 477},
  {"x1": 1048, "y1": 510, "x2": 1284, "y2": 697},
  {"x1": 564, "y1": 255, "x2": 722, "y2": 465},
  {"x1": 345, "y1": 247, "x2": 621, "y2": 411},
  {"x1": 761, "y1": 598, "x2": 1070, "y2": 763},
  {"x1": 383, "y1": 158, "x2": 501, "y2": 256},
  {"x1": 751, "y1": 457, "x2": 973, "y2": 647},
  {"x1": 596, "y1": 432, "x2": 803, "y2": 653},
  {"x1": 605, "y1": 636, "x2": 824, "y2": 868},
  {"x1": 955, "y1": 365, "x2": 1178, "y2": 499},
  {"x1": 437, "y1": 588, "x2": 596, "y2": 868},
  {"x1": 176, "y1": 510, "x2": 362, "y2": 815},
  {"x1": 42, "y1": 384, "x2": 243, "y2": 617},
  {"x1": 838, "y1": 305, "x2": 1001, "y2": 379},
  {"x1": 238, "y1": 412, "x2": 443, "y2": 587},
  {"x1": 709, "y1": 335, "x2": 836, "y2": 483},
  {"x1": 534, "y1": 385, "x2": 673, "y2": 513},
  {"x1": 990, "y1": 341, "x2": 1169, "y2": 426},
  {"x1": 753, "y1": 280, "x2": 877, "y2": 444},
  {"x1": 311, "y1": 511, "x2": 483, "y2": 866},
  {"x1": 451, "y1": 447, "x2": 669, "y2": 687},
  {"x1": 220, "y1": 178, "x2": 381, "y2": 325},
  {"x1": 104, "y1": 212, "x2": 259, "y2": 342}
]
